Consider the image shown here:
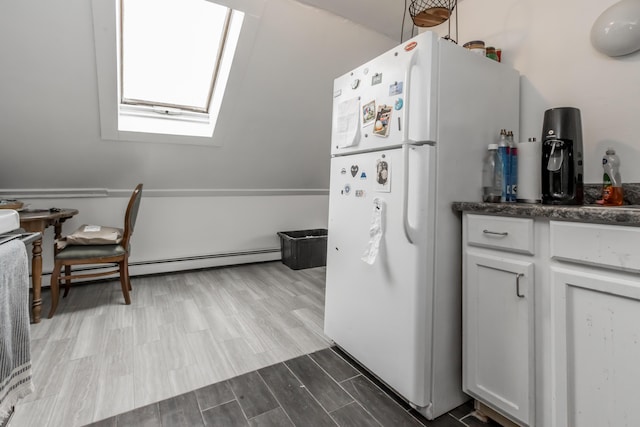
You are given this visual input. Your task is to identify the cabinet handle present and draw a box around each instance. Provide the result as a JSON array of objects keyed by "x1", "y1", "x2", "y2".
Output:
[
  {"x1": 482, "y1": 229, "x2": 508, "y2": 236},
  {"x1": 516, "y1": 273, "x2": 525, "y2": 298}
]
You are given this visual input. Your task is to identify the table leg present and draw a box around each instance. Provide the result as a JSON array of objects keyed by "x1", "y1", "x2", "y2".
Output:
[
  {"x1": 31, "y1": 237, "x2": 43, "y2": 324},
  {"x1": 54, "y1": 223, "x2": 62, "y2": 248}
]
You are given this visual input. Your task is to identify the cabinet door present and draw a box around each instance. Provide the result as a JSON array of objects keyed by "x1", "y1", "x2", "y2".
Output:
[
  {"x1": 464, "y1": 251, "x2": 534, "y2": 426},
  {"x1": 551, "y1": 266, "x2": 640, "y2": 427}
]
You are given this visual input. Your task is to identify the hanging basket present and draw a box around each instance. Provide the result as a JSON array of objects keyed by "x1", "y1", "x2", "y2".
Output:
[{"x1": 409, "y1": 0, "x2": 457, "y2": 27}]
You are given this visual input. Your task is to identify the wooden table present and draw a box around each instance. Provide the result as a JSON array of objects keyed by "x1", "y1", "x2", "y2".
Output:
[{"x1": 19, "y1": 208, "x2": 78, "y2": 323}]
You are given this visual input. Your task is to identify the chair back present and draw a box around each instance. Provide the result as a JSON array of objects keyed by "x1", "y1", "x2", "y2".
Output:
[{"x1": 121, "y1": 183, "x2": 143, "y2": 250}]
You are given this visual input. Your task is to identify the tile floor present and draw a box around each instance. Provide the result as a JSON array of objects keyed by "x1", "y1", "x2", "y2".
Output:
[
  {"x1": 13, "y1": 262, "x2": 331, "y2": 426},
  {"x1": 12, "y1": 262, "x2": 496, "y2": 427},
  {"x1": 85, "y1": 347, "x2": 490, "y2": 427}
]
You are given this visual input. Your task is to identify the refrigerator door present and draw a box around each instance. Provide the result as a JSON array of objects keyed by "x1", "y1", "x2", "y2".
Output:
[
  {"x1": 331, "y1": 32, "x2": 438, "y2": 156},
  {"x1": 324, "y1": 144, "x2": 436, "y2": 407}
]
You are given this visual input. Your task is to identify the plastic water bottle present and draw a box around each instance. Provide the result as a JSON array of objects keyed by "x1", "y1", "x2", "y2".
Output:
[
  {"x1": 601, "y1": 148, "x2": 623, "y2": 206},
  {"x1": 482, "y1": 144, "x2": 503, "y2": 202},
  {"x1": 497, "y1": 129, "x2": 510, "y2": 202},
  {"x1": 508, "y1": 130, "x2": 517, "y2": 202}
]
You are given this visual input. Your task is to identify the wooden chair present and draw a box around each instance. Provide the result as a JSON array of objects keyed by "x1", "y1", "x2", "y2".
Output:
[{"x1": 48, "y1": 184, "x2": 143, "y2": 318}]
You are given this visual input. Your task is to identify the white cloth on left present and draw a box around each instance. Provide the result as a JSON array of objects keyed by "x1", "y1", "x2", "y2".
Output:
[{"x1": 0, "y1": 239, "x2": 33, "y2": 423}]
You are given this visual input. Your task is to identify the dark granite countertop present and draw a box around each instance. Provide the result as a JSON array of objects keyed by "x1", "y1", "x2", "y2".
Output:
[{"x1": 452, "y1": 183, "x2": 640, "y2": 226}]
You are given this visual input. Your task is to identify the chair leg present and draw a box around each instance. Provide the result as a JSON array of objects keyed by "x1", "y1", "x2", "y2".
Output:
[
  {"x1": 125, "y1": 260, "x2": 132, "y2": 291},
  {"x1": 63, "y1": 265, "x2": 72, "y2": 297},
  {"x1": 48, "y1": 261, "x2": 62, "y2": 318},
  {"x1": 119, "y1": 260, "x2": 131, "y2": 305}
]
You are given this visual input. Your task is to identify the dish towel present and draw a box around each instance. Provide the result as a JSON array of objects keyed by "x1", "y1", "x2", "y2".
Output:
[
  {"x1": 361, "y1": 198, "x2": 384, "y2": 265},
  {"x1": 0, "y1": 240, "x2": 33, "y2": 424}
]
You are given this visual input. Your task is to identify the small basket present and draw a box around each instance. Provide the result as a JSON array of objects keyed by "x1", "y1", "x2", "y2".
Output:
[
  {"x1": 0, "y1": 200, "x2": 24, "y2": 210},
  {"x1": 409, "y1": 0, "x2": 457, "y2": 27}
]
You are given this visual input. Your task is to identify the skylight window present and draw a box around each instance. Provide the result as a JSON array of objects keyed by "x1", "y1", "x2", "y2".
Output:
[
  {"x1": 92, "y1": 0, "x2": 258, "y2": 144},
  {"x1": 120, "y1": 0, "x2": 231, "y2": 114},
  {"x1": 100, "y1": 0, "x2": 245, "y2": 140}
]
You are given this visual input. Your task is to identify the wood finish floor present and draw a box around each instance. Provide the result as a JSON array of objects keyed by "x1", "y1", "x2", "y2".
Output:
[
  {"x1": 12, "y1": 261, "x2": 481, "y2": 427},
  {"x1": 84, "y1": 347, "x2": 485, "y2": 427},
  {"x1": 12, "y1": 262, "x2": 332, "y2": 426}
]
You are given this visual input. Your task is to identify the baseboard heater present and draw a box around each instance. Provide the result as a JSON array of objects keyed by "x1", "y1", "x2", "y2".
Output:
[
  {"x1": 130, "y1": 247, "x2": 280, "y2": 267},
  {"x1": 38, "y1": 247, "x2": 281, "y2": 279}
]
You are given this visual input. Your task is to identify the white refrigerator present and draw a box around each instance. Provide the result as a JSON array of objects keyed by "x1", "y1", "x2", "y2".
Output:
[{"x1": 324, "y1": 31, "x2": 519, "y2": 419}]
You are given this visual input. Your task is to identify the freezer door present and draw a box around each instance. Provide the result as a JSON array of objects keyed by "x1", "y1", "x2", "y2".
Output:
[
  {"x1": 330, "y1": 32, "x2": 438, "y2": 156},
  {"x1": 324, "y1": 145, "x2": 436, "y2": 407}
]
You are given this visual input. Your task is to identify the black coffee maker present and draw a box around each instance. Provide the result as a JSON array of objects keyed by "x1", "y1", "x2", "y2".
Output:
[{"x1": 541, "y1": 107, "x2": 584, "y2": 205}]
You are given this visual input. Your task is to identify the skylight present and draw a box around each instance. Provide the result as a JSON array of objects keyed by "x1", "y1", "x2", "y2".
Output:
[
  {"x1": 114, "y1": 0, "x2": 244, "y2": 139},
  {"x1": 92, "y1": 0, "x2": 259, "y2": 144},
  {"x1": 121, "y1": 0, "x2": 231, "y2": 114}
]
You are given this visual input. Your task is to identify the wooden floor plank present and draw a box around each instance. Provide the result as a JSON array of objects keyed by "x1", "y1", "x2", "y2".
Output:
[
  {"x1": 158, "y1": 391, "x2": 204, "y2": 427},
  {"x1": 194, "y1": 381, "x2": 235, "y2": 412},
  {"x1": 248, "y1": 407, "x2": 295, "y2": 427},
  {"x1": 8, "y1": 394, "x2": 57, "y2": 427},
  {"x1": 92, "y1": 373, "x2": 135, "y2": 422},
  {"x1": 133, "y1": 339, "x2": 174, "y2": 407},
  {"x1": 70, "y1": 313, "x2": 109, "y2": 360},
  {"x1": 227, "y1": 370, "x2": 280, "y2": 419},
  {"x1": 115, "y1": 402, "x2": 162, "y2": 427},
  {"x1": 257, "y1": 362, "x2": 336, "y2": 427},
  {"x1": 340, "y1": 375, "x2": 424, "y2": 427},
  {"x1": 201, "y1": 400, "x2": 249, "y2": 426},
  {"x1": 285, "y1": 355, "x2": 353, "y2": 413},
  {"x1": 308, "y1": 348, "x2": 360, "y2": 383},
  {"x1": 47, "y1": 355, "x2": 101, "y2": 427},
  {"x1": 330, "y1": 401, "x2": 381, "y2": 427},
  {"x1": 24, "y1": 338, "x2": 75, "y2": 402},
  {"x1": 184, "y1": 329, "x2": 237, "y2": 382}
]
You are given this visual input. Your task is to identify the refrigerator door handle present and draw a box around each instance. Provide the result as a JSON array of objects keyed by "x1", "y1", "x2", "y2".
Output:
[
  {"x1": 401, "y1": 51, "x2": 420, "y2": 244},
  {"x1": 402, "y1": 143, "x2": 418, "y2": 244},
  {"x1": 402, "y1": 50, "x2": 418, "y2": 144}
]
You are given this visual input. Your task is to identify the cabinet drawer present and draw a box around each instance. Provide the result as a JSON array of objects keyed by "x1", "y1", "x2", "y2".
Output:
[
  {"x1": 466, "y1": 214, "x2": 534, "y2": 254},
  {"x1": 551, "y1": 221, "x2": 640, "y2": 272}
]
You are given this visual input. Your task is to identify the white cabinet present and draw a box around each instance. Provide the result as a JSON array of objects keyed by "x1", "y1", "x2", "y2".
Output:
[
  {"x1": 461, "y1": 212, "x2": 640, "y2": 427},
  {"x1": 463, "y1": 214, "x2": 535, "y2": 427},
  {"x1": 550, "y1": 221, "x2": 640, "y2": 427}
]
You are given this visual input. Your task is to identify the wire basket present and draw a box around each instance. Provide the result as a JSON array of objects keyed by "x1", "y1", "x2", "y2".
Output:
[{"x1": 409, "y1": 0, "x2": 457, "y2": 27}]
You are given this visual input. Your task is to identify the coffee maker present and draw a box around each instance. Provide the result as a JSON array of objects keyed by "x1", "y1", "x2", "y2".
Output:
[{"x1": 541, "y1": 107, "x2": 584, "y2": 205}]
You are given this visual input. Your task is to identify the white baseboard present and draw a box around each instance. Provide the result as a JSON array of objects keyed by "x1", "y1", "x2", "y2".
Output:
[
  {"x1": 38, "y1": 249, "x2": 282, "y2": 287},
  {"x1": 129, "y1": 250, "x2": 282, "y2": 276}
]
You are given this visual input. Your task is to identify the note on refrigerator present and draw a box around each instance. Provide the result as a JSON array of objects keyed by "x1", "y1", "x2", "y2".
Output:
[{"x1": 334, "y1": 98, "x2": 360, "y2": 148}]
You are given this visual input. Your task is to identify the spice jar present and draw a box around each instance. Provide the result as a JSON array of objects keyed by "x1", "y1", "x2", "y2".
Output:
[
  {"x1": 463, "y1": 40, "x2": 486, "y2": 56},
  {"x1": 486, "y1": 46, "x2": 499, "y2": 61}
]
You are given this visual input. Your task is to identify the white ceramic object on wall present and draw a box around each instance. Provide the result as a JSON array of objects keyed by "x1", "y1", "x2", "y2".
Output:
[{"x1": 591, "y1": 0, "x2": 640, "y2": 57}]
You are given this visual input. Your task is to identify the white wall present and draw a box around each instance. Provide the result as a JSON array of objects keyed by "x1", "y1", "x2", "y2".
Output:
[
  {"x1": 430, "y1": 0, "x2": 640, "y2": 183},
  {"x1": 8, "y1": 0, "x2": 635, "y2": 276},
  {"x1": 17, "y1": 191, "x2": 329, "y2": 278},
  {"x1": 0, "y1": 0, "x2": 396, "y2": 190},
  {"x1": 0, "y1": 0, "x2": 397, "y2": 275}
]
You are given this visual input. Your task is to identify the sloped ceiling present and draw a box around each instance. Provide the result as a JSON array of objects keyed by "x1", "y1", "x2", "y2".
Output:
[
  {"x1": 294, "y1": 0, "x2": 413, "y2": 42},
  {"x1": 0, "y1": 0, "x2": 402, "y2": 190}
]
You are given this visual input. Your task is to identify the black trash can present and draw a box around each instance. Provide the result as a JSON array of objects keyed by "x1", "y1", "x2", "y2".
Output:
[{"x1": 277, "y1": 229, "x2": 328, "y2": 270}]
